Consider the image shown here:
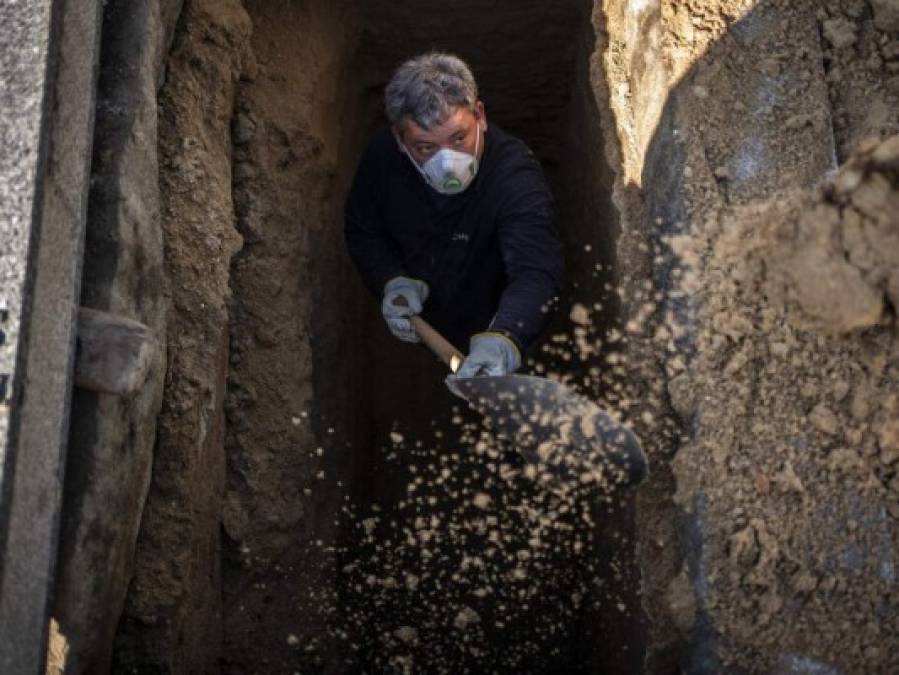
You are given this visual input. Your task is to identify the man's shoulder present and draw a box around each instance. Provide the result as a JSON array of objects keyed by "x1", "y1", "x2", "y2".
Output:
[
  {"x1": 362, "y1": 127, "x2": 401, "y2": 163},
  {"x1": 485, "y1": 126, "x2": 541, "y2": 173},
  {"x1": 488, "y1": 125, "x2": 531, "y2": 154},
  {"x1": 482, "y1": 127, "x2": 546, "y2": 201}
]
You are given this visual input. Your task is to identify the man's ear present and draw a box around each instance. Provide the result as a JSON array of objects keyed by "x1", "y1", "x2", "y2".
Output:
[
  {"x1": 475, "y1": 101, "x2": 488, "y2": 132},
  {"x1": 391, "y1": 124, "x2": 406, "y2": 152}
]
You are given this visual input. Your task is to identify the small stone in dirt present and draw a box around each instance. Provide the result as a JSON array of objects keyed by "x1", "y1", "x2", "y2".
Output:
[
  {"x1": 785, "y1": 113, "x2": 814, "y2": 130},
  {"x1": 810, "y1": 404, "x2": 839, "y2": 435},
  {"x1": 233, "y1": 113, "x2": 256, "y2": 144},
  {"x1": 790, "y1": 570, "x2": 818, "y2": 594},
  {"x1": 770, "y1": 341, "x2": 790, "y2": 357},
  {"x1": 390, "y1": 431, "x2": 404, "y2": 444},
  {"x1": 871, "y1": 134, "x2": 899, "y2": 168},
  {"x1": 878, "y1": 419, "x2": 899, "y2": 463},
  {"x1": 254, "y1": 325, "x2": 278, "y2": 347},
  {"x1": 823, "y1": 18, "x2": 858, "y2": 49},
  {"x1": 833, "y1": 166, "x2": 862, "y2": 195},
  {"x1": 871, "y1": 0, "x2": 899, "y2": 33},
  {"x1": 286, "y1": 634, "x2": 300, "y2": 646},
  {"x1": 773, "y1": 461, "x2": 805, "y2": 494},
  {"x1": 832, "y1": 378, "x2": 851, "y2": 402}
]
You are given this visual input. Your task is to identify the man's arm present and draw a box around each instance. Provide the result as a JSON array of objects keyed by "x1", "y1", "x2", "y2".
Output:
[
  {"x1": 489, "y1": 158, "x2": 564, "y2": 351},
  {"x1": 344, "y1": 143, "x2": 407, "y2": 296}
]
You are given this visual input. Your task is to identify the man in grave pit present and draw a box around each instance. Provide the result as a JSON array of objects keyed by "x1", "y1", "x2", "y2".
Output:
[{"x1": 344, "y1": 52, "x2": 564, "y2": 377}]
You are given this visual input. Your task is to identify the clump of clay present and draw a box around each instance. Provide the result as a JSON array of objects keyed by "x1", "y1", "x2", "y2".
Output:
[{"x1": 777, "y1": 136, "x2": 899, "y2": 333}]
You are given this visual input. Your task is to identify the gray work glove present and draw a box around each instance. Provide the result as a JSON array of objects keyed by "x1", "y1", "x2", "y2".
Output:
[
  {"x1": 454, "y1": 332, "x2": 521, "y2": 378},
  {"x1": 382, "y1": 276, "x2": 429, "y2": 343}
]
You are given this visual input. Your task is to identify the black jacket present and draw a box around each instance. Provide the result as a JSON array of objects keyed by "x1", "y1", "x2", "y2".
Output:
[{"x1": 344, "y1": 125, "x2": 563, "y2": 352}]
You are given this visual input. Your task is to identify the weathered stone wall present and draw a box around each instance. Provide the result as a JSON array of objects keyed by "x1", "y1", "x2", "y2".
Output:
[
  {"x1": 111, "y1": 1, "x2": 250, "y2": 672},
  {"x1": 51, "y1": 1, "x2": 182, "y2": 672},
  {"x1": 0, "y1": 0, "x2": 101, "y2": 671}
]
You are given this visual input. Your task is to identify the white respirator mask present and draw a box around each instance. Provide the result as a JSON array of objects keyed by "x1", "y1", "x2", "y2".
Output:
[{"x1": 403, "y1": 123, "x2": 482, "y2": 195}]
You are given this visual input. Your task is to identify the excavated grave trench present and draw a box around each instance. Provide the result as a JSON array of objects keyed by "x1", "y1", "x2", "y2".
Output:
[
  {"x1": 216, "y1": 0, "x2": 640, "y2": 672},
  {"x1": 46, "y1": 0, "x2": 898, "y2": 673}
]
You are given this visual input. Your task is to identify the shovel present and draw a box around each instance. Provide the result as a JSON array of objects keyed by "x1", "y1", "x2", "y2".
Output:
[{"x1": 405, "y1": 309, "x2": 648, "y2": 489}]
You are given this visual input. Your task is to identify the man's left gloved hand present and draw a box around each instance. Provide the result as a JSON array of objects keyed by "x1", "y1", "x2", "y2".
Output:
[
  {"x1": 454, "y1": 332, "x2": 521, "y2": 378},
  {"x1": 382, "y1": 276, "x2": 429, "y2": 343}
]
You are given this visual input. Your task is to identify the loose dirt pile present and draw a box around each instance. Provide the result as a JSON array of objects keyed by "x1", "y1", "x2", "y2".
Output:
[
  {"x1": 668, "y1": 135, "x2": 899, "y2": 671},
  {"x1": 593, "y1": 1, "x2": 899, "y2": 669}
]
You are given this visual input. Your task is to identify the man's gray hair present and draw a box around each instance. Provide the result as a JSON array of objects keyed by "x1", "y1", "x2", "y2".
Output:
[{"x1": 385, "y1": 52, "x2": 479, "y2": 130}]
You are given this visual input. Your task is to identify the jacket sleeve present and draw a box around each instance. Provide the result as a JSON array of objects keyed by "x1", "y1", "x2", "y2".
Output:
[
  {"x1": 489, "y1": 156, "x2": 564, "y2": 351},
  {"x1": 344, "y1": 142, "x2": 407, "y2": 297}
]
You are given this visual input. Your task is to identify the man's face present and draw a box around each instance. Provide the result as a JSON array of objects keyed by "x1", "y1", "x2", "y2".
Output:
[{"x1": 395, "y1": 102, "x2": 487, "y2": 165}]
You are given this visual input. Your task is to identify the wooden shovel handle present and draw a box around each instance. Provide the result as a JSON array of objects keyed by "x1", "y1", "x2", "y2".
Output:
[
  {"x1": 410, "y1": 315, "x2": 465, "y2": 373},
  {"x1": 393, "y1": 294, "x2": 465, "y2": 373}
]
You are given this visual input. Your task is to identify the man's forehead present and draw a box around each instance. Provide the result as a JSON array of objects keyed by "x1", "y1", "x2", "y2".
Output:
[{"x1": 403, "y1": 108, "x2": 474, "y2": 142}]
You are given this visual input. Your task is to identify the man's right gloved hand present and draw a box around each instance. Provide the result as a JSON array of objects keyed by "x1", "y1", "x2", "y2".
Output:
[
  {"x1": 453, "y1": 331, "x2": 521, "y2": 378},
  {"x1": 382, "y1": 276, "x2": 429, "y2": 343}
]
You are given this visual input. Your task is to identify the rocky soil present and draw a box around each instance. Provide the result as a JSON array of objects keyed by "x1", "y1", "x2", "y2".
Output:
[
  {"x1": 595, "y1": 0, "x2": 899, "y2": 670},
  {"x1": 669, "y1": 135, "x2": 899, "y2": 672}
]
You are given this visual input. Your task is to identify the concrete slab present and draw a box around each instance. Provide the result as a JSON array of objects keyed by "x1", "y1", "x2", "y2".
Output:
[{"x1": 0, "y1": 0, "x2": 102, "y2": 672}]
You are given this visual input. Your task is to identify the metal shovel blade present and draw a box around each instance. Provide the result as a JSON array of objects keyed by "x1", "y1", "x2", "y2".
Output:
[{"x1": 447, "y1": 374, "x2": 648, "y2": 489}]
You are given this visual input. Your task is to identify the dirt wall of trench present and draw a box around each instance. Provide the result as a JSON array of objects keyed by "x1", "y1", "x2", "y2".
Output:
[
  {"x1": 593, "y1": 0, "x2": 899, "y2": 671},
  {"x1": 112, "y1": 1, "x2": 251, "y2": 671},
  {"x1": 221, "y1": 1, "x2": 370, "y2": 670}
]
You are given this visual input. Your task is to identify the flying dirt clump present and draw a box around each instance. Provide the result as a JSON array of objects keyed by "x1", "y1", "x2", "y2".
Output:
[{"x1": 667, "y1": 134, "x2": 899, "y2": 673}]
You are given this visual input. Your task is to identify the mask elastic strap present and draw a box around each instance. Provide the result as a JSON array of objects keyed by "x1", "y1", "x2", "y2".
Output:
[
  {"x1": 401, "y1": 143, "x2": 431, "y2": 181},
  {"x1": 474, "y1": 120, "x2": 481, "y2": 157}
]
